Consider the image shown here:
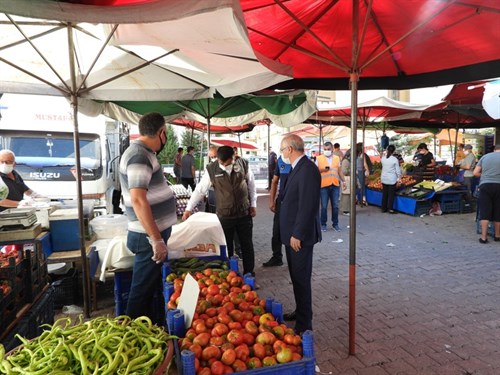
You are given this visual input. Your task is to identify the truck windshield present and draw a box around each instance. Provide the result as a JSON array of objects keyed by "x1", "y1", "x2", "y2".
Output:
[{"x1": 0, "y1": 131, "x2": 102, "y2": 181}]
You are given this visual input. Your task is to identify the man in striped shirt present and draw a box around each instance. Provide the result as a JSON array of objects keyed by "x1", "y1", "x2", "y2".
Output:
[{"x1": 119, "y1": 112, "x2": 177, "y2": 324}]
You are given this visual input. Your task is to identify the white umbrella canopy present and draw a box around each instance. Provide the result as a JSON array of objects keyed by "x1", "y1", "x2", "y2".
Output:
[
  {"x1": 0, "y1": 0, "x2": 292, "y2": 100},
  {"x1": 0, "y1": 0, "x2": 294, "y2": 318}
]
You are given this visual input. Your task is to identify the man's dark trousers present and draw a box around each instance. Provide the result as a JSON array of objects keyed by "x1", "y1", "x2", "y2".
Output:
[
  {"x1": 285, "y1": 243, "x2": 313, "y2": 333},
  {"x1": 271, "y1": 199, "x2": 283, "y2": 261},
  {"x1": 219, "y1": 215, "x2": 254, "y2": 275}
]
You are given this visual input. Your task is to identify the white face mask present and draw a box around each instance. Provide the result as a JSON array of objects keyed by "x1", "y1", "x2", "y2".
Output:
[
  {"x1": 210, "y1": 157, "x2": 217, "y2": 162},
  {"x1": 219, "y1": 162, "x2": 233, "y2": 174},
  {"x1": 323, "y1": 150, "x2": 332, "y2": 157},
  {"x1": 0, "y1": 163, "x2": 14, "y2": 174}
]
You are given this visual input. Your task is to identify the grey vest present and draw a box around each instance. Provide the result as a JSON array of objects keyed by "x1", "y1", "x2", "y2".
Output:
[{"x1": 206, "y1": 159, "x2": 250, "y2": 218}]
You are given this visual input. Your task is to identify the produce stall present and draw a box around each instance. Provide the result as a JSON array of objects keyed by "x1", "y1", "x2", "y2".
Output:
[
  {"x1": 161, "y1": 249, "x2": 316, "y2": 375},
  {"x1": 366, "y1": 176, "x2": 470, "y2": 216},
  {"x1": 0, "y1": 315, "x2": 175, "y2": 374}
]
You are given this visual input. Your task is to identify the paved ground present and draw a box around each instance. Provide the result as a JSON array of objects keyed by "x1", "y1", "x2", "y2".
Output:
[
  {"x1": 251, "y1": 188, "x2": 500, "y2": 375},
  {"x1": 66, "y1": 185, "x2": 500, "y2": 374}
]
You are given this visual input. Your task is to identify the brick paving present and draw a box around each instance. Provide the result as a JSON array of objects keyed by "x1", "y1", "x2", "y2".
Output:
[
  {"x1": 78, "y1": 186, "x2": 499, "y2": 374},
  {"x1": 251, "y1": 188, "x2": 500, "y2": 375}
]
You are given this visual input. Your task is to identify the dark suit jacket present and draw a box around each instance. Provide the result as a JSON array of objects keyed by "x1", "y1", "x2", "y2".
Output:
[{"x1": 279, "y1": 155, "x2": 321, "y2": 247}]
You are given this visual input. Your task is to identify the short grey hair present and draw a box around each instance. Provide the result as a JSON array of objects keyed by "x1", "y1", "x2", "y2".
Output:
[
  {"x1": 282, "y1": 134, "x2": 304, "y2": 152},
  {"x1": 0, "y1": 149, "x2": 15, "y2": 159}
]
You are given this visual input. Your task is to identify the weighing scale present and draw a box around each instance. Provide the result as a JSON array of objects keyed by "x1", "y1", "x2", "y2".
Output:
[{"x1": 0, "y1": 208, "x2": 38, "y2": 229}]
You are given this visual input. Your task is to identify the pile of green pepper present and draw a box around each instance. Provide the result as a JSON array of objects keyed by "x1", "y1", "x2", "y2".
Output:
[{"x1": 0, "y1": 315, "x2": 175, "y2": 375}]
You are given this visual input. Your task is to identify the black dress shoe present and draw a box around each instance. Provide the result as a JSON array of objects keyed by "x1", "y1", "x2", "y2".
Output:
[
  {"x1": 479, "y1": 238, "x2": 488, "y2": 244},
  {"x1": 494, "y1": 237, "x2": 500, "y2": 242},
  {"x1": 262, "y1": 258, "x2": 283, "y2": 267},
  {"x1": 283, "y1": 311, "x2": 297, "y2": 321}
]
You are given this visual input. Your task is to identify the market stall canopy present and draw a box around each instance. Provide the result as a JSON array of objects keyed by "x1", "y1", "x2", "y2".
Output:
[
  {"x1": 386, "y1": 80, "x2": 500, "y2": 129},
  {"x1": 311, "y1": 96, "x2": 437, "y2": 123},
  {"x1": 435, "y1": 129, "x2": 464, "y2": 145},
  {"x1": 0, "y1": 0, "x2": 293, "y2": 100},
  {"x1": 81, "y1": 90, "x2": 317, "y2": 128},
  {"x1": 168, "y1": 119, "x2": 257, "y2": 135},
  {"x1": 241, "y1": 0, "x2": 500, "y2": 90},
  {"x1": 211, "y1": 138, "x2": 258, "y2": 150}
]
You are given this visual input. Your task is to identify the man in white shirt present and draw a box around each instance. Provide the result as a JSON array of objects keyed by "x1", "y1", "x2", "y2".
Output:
[{"x1": 183, "y1": 146, "x2": 257, "y2": 276}]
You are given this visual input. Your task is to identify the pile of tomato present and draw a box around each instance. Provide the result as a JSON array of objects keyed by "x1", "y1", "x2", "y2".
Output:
[{"x1": 167, "y1": 268, "x2": 303, "y2": 375}]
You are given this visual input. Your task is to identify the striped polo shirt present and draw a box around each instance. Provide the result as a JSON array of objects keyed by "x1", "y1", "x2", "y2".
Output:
[{"x1": 119, "y1": 140, "x2": 177, "y2": 233}]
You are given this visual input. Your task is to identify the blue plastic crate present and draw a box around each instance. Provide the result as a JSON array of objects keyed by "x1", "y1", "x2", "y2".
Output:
[
  {"x1": 51, "y1": 268, "x2": 79, "y2": 309},
  {"x1": 438, "y1": 193, "x2": 461, "y2": 204},
  {"x1": 178, "y1": 331, "x2": 316, "y2": 375},
  {"x1": 441, "y1": 200, "x2": 461, "y2": 214},
  {"x1": 26, "y1": 286, "x2": 55, "y2": 337},
  {"x1": 0, "y1": 314, "x2": 31, "y2": 352}
]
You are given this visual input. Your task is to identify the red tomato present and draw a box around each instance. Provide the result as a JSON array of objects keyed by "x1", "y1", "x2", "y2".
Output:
[{"x1": 221, "y1": 348, "x2": 236, "y2": 366}]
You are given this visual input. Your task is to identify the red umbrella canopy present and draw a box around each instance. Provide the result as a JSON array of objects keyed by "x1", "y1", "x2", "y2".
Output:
[
  {"x1": 313, "y1": 96, "x2": 439, "y2": 123},
  {"x1": 168, "y1": 118, "x2": 258, "y2": 134},
  {"x1": 211, "y1": 138, "x2": 259, "y2": 150},
  {"x1": 241, "y1": 0, "x2": 500, "y2": 89}
]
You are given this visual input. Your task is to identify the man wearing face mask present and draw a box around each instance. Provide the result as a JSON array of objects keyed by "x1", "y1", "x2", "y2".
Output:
[
  {"x1": 182, "y1": 146, "x2": 257, "y2": 276},
  {"x1": 119, "y1": 112, "x2": 176, "y2": 325},
  {"x1": 459, "y1": 144, "x2": 477, "y2": 202},
  {"x1": 0, "y1": 149, "x2": 41, "y2": 211},
  {"x1": 316, "y1": 142, "x2": 346, "y2": 232}
]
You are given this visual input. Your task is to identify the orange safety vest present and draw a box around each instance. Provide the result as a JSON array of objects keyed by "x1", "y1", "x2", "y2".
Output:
[{"x1": 317, "y1": 154, "x2": 340, "y2": 188}]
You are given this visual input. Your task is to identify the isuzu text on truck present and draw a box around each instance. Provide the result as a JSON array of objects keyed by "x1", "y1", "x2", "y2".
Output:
[{"x1": 0, "y1": 94, "x2": 130, "y2": 214}]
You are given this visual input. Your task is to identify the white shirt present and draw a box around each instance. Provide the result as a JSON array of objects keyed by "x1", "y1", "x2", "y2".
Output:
[
  {"x1": 186, "y1": 165, "x2": 257, "y2": 211},
  {"x1": 381, "y1": 155, "x2": 402, "y2": 185}
]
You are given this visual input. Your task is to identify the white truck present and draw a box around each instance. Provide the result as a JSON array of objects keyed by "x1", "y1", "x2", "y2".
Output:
[{"x1": 0, "y1": 94, "x2": 130, "y2": 214}]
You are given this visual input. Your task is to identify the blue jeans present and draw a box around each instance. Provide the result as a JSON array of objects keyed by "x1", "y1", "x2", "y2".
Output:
[
  {"x1": 320, "y1": 184, "x2": 340, "y2": 227},
  {"x1": 126, "y1": 227, "x2": 172, "y2": 325}
]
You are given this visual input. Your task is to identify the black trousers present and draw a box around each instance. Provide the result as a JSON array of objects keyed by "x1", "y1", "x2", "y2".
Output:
[
  {"x1": 382, "y1": 183, "x2": 396, "y2": 212},
  {"x1": 285, "y1": 243, "x2": 313, "y2": 333},
  {"x1": 271, "y1": 199, "x2": 283, "y2": 260},
  {"x1": 219, "y1": 215, "x2": 254, "y2": 275},
  {"x1": 181, "y1": 177, "x2": 195, "y2": 191}
]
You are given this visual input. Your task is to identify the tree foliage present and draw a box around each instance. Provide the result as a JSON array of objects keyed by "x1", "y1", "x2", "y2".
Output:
[{"x1": 156, "y1": 124, "x2": 178, "y2": 165}]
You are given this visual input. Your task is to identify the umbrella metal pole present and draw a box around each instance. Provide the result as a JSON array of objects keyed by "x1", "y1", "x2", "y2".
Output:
[
  {"x1": 348, "y1": 0, "x2": 359, "y2": 356},
  {"x1": 68, "y1": 24, "x2": 91, "y2": 318},
  {"x1": 348, "y1": 73, "x2": 358, "y2": 356}
]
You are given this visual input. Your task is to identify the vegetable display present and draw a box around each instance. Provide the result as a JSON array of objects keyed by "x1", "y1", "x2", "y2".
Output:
[
  {"x1": 167, "y1": 268, "x2": 304, "y2": 373},
  {"x1": 0, "y1": 315, "x2": 175, "y2": 375}
]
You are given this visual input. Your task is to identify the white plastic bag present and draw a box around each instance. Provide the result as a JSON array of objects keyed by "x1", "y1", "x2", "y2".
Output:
[
  {"x1": 99, "y1": 235, "x2": 135, "y2": 281},
  {"x1": 167, "y1": 212, "x2": 226, "y2": 259}
]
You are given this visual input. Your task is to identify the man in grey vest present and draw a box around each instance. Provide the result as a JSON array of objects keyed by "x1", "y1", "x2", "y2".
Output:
[{"x1": 183, "y1": 146, "x2": 257, "y2": 276}]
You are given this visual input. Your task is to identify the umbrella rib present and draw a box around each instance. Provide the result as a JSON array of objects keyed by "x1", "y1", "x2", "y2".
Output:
[
  {"x1": 79, "y1": 49, "x2": 181, "y2": 96},
  {"x1": 270, "y1": 0, "x2": 350, "y2": 70},
  {"x1": 359, "y1": 0, "x2": 404, "y2": 76},
  {"x1": 359, "y1": 1, "x2": 454, "y2": 71},
  {"x1": 247, "y1": 26, "x2": 349, "y2": 72},
  {"x1": 0, "y1": 23, "x2": 65, "y2": 51},
  {"x1": 6, "y1": 15, "x2": 71, "y2": 92},
  {"x1": 75, "y1": 24, "x2": 119, "y2": 94},
  {"x1": 67, "y1": 23, "x2": 210, "y2": 95},
  {"x1": 0, "y1": 55, "x2": 68, "y2": 95}
]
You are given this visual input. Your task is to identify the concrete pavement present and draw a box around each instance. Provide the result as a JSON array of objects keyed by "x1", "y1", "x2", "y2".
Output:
[{"x1": 252, "y1": 188, "x2": 500, "y2": 375}]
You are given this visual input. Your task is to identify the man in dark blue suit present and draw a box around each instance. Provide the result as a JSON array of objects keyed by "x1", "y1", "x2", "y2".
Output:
[{"x1": 279, "y1": 134, "x2": 321, "y2": 334}]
